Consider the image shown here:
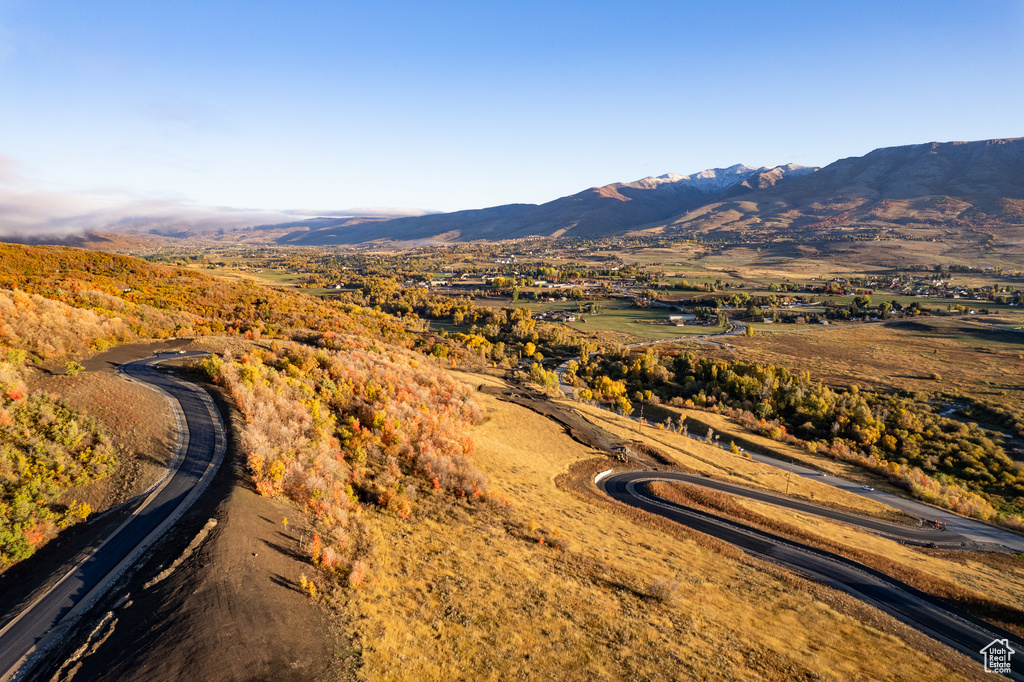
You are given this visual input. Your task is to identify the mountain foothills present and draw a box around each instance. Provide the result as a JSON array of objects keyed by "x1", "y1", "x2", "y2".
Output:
[
  {"x1": 272, "y1": 138, "x2": 1024, "y2": 246},
  {"x1": 277, "y1": 163, "x2": 816, "y2": 245}
]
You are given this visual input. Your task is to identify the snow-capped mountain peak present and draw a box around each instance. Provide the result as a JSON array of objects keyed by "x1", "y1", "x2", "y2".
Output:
[{"x1": 630, "y1": 163, "x2": 808, "y2": 194}]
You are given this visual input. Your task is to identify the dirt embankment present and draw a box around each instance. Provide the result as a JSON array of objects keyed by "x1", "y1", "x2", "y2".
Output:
[
  {"x1": 51, "y1": 474, "x2": 342, "y2": 682},
  {"x1": 28, "y1": 344, "x2": 345, "y2": 682},
  {"x1": 479, "y1": 384, "x2": 678, "y2": 470}
]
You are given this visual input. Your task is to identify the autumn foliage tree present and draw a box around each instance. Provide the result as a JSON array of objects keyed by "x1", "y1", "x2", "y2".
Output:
[
  {"x1": 203, "y1": 334, "x2": 487, "y2": 585},
  {"x1": 0, "y1": 351, "x2": 112, "y2": 568}
]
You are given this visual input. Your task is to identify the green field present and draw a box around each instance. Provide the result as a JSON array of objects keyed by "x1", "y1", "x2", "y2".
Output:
[
  {"x1": 563, "y1": 300, "x2": 725, "y2": 340},
  {"x1": 424, "y1": 319, "x2": 462, "y2": 334},
  {"x1": 247, "y1": 271, "x2": 308, "y2": 285}
]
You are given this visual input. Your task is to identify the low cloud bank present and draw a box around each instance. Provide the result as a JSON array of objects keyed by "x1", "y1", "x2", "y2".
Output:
[
  {"x1": 0, "y1": 161, "x2": 433, "y2": 240},
  {"x1": 0, "y1": 186, "x2": 302, "y2": 238}
]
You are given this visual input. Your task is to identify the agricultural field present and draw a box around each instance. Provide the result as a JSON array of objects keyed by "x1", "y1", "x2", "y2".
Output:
[
  {"x1": 563, "y1": 299, "x2": 726, "y2": 340},
  {"x1": 697, "y1": 317, "x2": 1024, "y2": 397}
]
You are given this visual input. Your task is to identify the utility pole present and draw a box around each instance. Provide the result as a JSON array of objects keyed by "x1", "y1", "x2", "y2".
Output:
[
  {"x1": 785, "y1": 471, "x2": 792, "y2": 495},
  {"x1": 638, "y1": 404, "x2": 643, "y2": 433}
]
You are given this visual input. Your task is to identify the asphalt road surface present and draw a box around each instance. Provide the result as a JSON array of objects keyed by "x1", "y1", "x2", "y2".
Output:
[
  {"x1": 739, "y1": 450, "x2": 1024, "y2": 553},
  {"x1": 614, "y1": 470, "x2": 968, "y2": 547},
  {"x1": 601, "y1": 471, "x2": 1024, "y2": 679},
  {"x1": 0, "y1": 351, "x2": 224, "y2": 681},
  {"x1": 556, "y1": 359, "x2": 1024, "y2": 553}
]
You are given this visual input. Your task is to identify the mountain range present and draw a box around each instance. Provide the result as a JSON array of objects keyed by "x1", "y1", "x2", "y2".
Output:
[
  {"x1": 270, "y1": 138, "x2": 1024, "y2": 245},
  {"x1": 274, "y1": 163, "x2": 816, "y2": 245}
]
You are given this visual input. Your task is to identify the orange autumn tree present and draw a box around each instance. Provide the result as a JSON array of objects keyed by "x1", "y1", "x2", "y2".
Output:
[{"x1": 203, "y1": 335, "x2": 486, "y2": 584}]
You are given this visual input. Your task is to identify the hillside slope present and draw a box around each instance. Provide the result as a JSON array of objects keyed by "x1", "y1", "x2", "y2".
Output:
[{"x1": 663, "y1": 138, "x2": 1024, "y2": 244}]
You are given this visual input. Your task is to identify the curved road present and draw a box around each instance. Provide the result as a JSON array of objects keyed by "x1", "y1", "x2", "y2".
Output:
[
  {"x1": 600, "y1": 471, "x2": 1024, "y2": 679},
  {"x1": 740, "y1": 449, "x2": 1024, "y2": 552},
  {"x1": 556, "y1": 354, "x2": 1024, "y2": 553},
  {"x1": 612, "y1": 470, "x2": 967, "y2": 547},
  {"x1": 0, "y1": 351, "x2": 225, "y2": 681}
]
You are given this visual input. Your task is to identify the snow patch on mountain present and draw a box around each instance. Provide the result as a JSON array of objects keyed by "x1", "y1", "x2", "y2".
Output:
[{"x1": 629, "y1": 163, "x2": 813, "y2": 194}]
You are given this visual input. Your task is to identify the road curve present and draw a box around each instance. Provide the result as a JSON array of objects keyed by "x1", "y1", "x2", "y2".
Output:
[
  {"x1": 556, "y1": 357, "x2": 1024, "y2": 553},
  {"x1": 610, "y1": 470, "x2": 968, "y2": 547},
  {"x1": 600, "y1": 471, "x2": 1024, "y2": 679},
  {"x1": 0, "y1": 351, "x2": 225, "y2": 681},
  {"x1": 737, "y1": 449, "x2": 1024, "y2": 553}
]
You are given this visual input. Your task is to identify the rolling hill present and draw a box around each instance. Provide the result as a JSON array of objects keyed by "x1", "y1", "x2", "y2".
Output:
[{"x1": 662, "y1": 138, "x2": 1024, "y2": 244}]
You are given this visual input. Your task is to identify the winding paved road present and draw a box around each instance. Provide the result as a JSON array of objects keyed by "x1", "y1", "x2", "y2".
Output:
[
  {"x1": 740, "y1": 449, "x2": 1024, "y2": 553},
  {"x1": 553, "y1": 330, "x2": 1024, "y2": 674},
  {"x1": 0, "y1": 351, "x2": 225, "y2": 681},
  {"x1": 556, "y1": 355, "x2": 1024, "y2": 553},
  {"x1": 611, "y1": 470, "x2": 968, "y2": 547},
  {"x1": 600, "y1": 471, "x2": 1024, "y2": 679}
]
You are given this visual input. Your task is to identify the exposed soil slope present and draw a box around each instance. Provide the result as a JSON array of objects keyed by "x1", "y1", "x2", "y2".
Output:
[{"x1": 45, "y1": 385, "x2": 343, "y2": 682}]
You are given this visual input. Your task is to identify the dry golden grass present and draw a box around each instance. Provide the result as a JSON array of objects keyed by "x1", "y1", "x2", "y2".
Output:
[
  {"x1": 647, "y1": 403, "x2": 919, "y2": 497},
  {"x1": 648, "y1": 481, "x2": 1024, "y2": 635},
  {"x1": 729, "y1": 492, "x2": 1024, "y2": 612},
  {"x1": 699, "y1": 317, "x2": 1024, "y2": 398},
  {"x1": 568, "y1": 399, "x2": 1024, "y2": 623},
  {"x1": 337, "y1": 376, "x2": 983, "y2": 681}
]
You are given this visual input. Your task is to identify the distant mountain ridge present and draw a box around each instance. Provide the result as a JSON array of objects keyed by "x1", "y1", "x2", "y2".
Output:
[
  {"x1": 278, "y1": 163, "x2": 816, "y2": 245},
  {"x1": 259, "y1": 137, "x2": 1024, "y2": 245},
  {"x1": 663, "y1": 138, "x2": 1024, "y2": 242},
  {"x1": 625, "y1": 163, "x2": 815, "y2": 194}
]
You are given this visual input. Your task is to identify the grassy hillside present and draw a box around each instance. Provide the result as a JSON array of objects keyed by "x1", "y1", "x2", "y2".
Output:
[
  {"x1": 0, "y1": 243, "x2": 409, "y2": 349},
  {"x1": 0, "y1": 352, "x2": 113, "y2": 568},
  {"x1": 331, "y1": 378, "x2": 981, "y2": 680},
  {"x1": 0, "y1": 242, "x2": 1014, "y2": 679}
]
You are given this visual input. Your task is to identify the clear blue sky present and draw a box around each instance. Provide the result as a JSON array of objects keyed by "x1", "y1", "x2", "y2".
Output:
[{"x1": 1, "y1": 0, "x2": 1022, "y2": 218}]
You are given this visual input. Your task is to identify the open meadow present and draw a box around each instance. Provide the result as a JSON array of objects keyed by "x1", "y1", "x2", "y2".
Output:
[
  {"x1": 681, "y1": 317, "x2": 1024, "y2": 400},
  {"x1": 334, "y1": 372, "x2": 983, "y2": 680}
]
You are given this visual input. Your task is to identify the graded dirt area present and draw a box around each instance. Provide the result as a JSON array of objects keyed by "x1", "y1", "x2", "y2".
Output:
[
  {"x1": 40, "y1": 377, "x2": 344, "y2": 682},
  {"x1": 55, "y1": 479, "x2": 340, "y2": 682}
]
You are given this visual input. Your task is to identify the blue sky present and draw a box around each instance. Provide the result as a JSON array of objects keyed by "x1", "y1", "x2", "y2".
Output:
[{"x1": 1, "y1": 0, "x2": 1022, "y2": 228}]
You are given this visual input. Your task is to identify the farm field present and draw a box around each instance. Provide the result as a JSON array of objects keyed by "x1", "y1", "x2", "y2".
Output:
[
  {"x1": 683, "y1": 317, "x2": 1024, "y2": 397},
  {"x1": 564, "y1": 299, "x2": 725, "y2": 340}
]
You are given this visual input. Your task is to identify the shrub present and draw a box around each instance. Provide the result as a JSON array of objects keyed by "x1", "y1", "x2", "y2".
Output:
[
  {"x1": 647, "y1": 578, "x2": 678, "y2": 604},
  {"x1": 0, "y1": 356, "x2": 114, "y2": 568}
]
